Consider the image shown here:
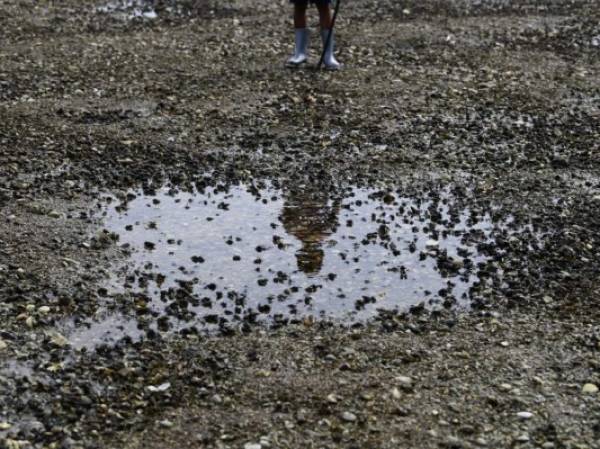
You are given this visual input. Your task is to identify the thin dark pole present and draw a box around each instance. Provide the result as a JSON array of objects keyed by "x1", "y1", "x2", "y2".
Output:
[{"x1": 316, "y1": 0, "x2": 342, "y2": 70}]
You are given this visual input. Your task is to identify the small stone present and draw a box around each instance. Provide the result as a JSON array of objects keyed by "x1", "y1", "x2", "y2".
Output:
[
  {"x1": 147, "y1": 382, "x2": 171, "y2": 393},
  {"x1": 38, "y1": 306, "x2": 51, "y2": 314},
  {"x1": 499, "y1": 341, "x2": 509, "y2": 347},
  {"x1": 444, "y1": 436, "x2": 463, "y2": 448},
  {"x1": 48, "y1": 210, "x2": 61, "y2": 219},
  {"x1": 244, "y1": 444, "x2": 261, "y2": 449},
  {"x1": 395, "y1": 375, "x2": 413, "y2": 387},
  {"x1": 0, "y1": 339, "x2": 7, "y2": 351},
  {"x1": 212, "y1": 394, "x2": 223, "y2": 404},
  {"x1": 341, "y1": 411, "x2": 357, "y2": 422},
  {"x1": 159, "y1": 419, "x2": 173, "y2": 428},
  {"x1": 0, "y1": 422, "x2": 12, "y2": 430},
  {"x1": 582, "y1": 383, "x2": 598, "y2": 394},
  {"x1": 517, "y1": 411, "x2": 533, "y2": 420},
  {"x1": 515, "y1": 434, "x2": 530, "y2": 443},
  {"x1": 49, "y1": 332, "x2": 69, "y2": 347},
  {"x1": 391, "y1": 387, "x2": 401, "y2": 399},
  {"x1": 326, "y1": 393, "x2": 338, "y2": 403},
  {"x1": 5, "y1": 439, "x2": 26, "y2": 449}
]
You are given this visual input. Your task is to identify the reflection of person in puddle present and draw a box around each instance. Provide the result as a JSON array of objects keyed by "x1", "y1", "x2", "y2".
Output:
[{"x1": 280, "y1": 189, "x2": 340, "y2": 276}]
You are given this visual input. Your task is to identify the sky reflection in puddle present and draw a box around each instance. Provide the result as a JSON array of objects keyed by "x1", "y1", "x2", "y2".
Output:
[{"x1": 64, "y1": 182, "x2": 537, "y2": 347}]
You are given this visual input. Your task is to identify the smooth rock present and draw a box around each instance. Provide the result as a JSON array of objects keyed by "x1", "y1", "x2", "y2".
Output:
[
  {"x1": 341, "y1": 411, "x2": 357, "y2": 422},
  {"x1": 244, "y1": 444, "x2": 261, "y2": 449},
  {"x1": 38, "y1": 306, "x2": 51, "y2": 314},
  {"x1": 395, "y1": 375, "x2": 413, "y2": 386},
  {"x1": 49, "y1": 332, "x2": 69, "y2": 347},
  {"x1": 517, "y1": 411, "x2": 533, "y2": 420},
  {"x1": 159, "y1": 419, "x2": 173, "y2": 428},
  {"x1": 582, "y1": 383, "x2": 598, "y2": 394},
  {"x1": 147, "y1": 382, "x2": 171, "y2": 393}
]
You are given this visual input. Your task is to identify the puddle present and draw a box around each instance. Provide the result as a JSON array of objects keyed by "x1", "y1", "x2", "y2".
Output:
[
  {"x1": 1, "y1": 360, "x2": 34, "y2": 379},
  {"x1": 63, "y1": 313, "x2": 144, "y2": 351},
  {"x1": 63, "y1": 181, "x2": 546, "y2": 348}
]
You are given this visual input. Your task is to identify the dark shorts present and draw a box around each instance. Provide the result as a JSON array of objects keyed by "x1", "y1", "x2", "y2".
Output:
[{"x1": 290, "y1": 0, "x2": 331, "y2": 5}]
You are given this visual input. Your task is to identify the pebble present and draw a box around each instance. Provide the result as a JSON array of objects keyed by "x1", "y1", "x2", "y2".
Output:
[
  {"x1": 341, "y1": 411, "x2": 357, "y2": 422},
  {"x1": 147, "y1": 382, "x2": 171, "y2": 393},
  {"x1": 517, "y1": 411, "x2": 533, "y2": 420},
  {"x1": 49, "y1": 332, "x2": 69, "y2": 348},
  {"x1": 444, "y1": 436, "x2": 464, "y2": 448},
  {"x1": 48, "y1": 210, "x2": 61, "y2": 218},
  {"x1": 0, "y1": 422, "x2": 12, "y2": 430},
  {"x1": 159, "y1": 419, "x2": 173, "y2": 428},
  {"x1": 395, "y1": 375, "x2": 413, "y2": 387},
  {"x1": 0, "y1": 339, "x2": 7, "y2": 351},
  {"x1": 515, "y1": 434, "x2": 530, "y2": 442},
  {"x1": 582, "y1": 383, "x2": 598, "y2": 394},
  {"x1": 38, "y1": 306, "x2": 51, "y2": 314},
  {"x1": 244, "y1": 444, "x2": 261, "y2": 449}
]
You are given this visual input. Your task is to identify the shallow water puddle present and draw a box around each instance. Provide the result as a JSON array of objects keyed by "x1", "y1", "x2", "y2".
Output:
[
  {"x1": 68, "y1": 183, "x2": 536, "y2": 346},
  {"x1": 69, "y1": 182, "x2": 544, "y2": 347}
]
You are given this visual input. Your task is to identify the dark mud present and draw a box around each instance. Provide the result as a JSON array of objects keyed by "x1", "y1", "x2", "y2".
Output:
[{"x1": 1, "y1": 0, "x2": 600, "y2": 448}]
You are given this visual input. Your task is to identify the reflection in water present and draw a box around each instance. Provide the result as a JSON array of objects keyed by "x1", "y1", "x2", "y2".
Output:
[{"x1": 280, "y1": 189, "x2": 340, "y2": 276}]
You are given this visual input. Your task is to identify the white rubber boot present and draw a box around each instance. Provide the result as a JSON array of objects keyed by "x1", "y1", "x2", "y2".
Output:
[
  {"x1": 320, "y1": 28, "x2": 341, "y2": 70},
  {"x1": 287, "y1": 28, "x2": 310, "y2": 66}
]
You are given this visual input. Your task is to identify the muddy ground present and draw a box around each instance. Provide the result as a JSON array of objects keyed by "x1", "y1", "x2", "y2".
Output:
[{"x1": 1, "y1": 0, "x2": 600, "y2": 448}]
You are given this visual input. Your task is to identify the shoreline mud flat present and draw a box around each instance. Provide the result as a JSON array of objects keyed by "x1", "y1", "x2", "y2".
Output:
[{"x1": 1, "y1": 0, "x2": 599, "y2": 448}]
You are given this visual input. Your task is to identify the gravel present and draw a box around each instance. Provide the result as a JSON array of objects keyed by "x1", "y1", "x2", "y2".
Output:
[{"x1": 1, "y1": 0, "x2": 599, "y2": 448}]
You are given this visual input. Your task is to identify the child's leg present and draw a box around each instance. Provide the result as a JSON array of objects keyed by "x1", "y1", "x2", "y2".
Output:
[
  {"x1": 315, "y1": 2, "x2": 332, "y2": 29},
  {"x1": 294, "y1": 1, "x2": 308, "y2": 29},
  {"x1": 287, "y1": 1, "x2": 310, "y2": 66},
  {"x1": 316, "y1": 0, "x2": 340, "y2": 69}
]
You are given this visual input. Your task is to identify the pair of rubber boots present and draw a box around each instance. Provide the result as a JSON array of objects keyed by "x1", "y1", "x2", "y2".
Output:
[{"x1": 287, "y1": 28, "x2": 340, "y2": 70}]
